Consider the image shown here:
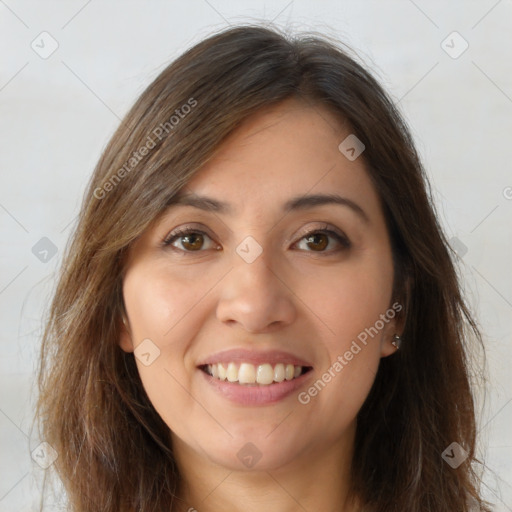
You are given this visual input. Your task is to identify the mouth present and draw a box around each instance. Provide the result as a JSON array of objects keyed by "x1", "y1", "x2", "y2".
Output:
[
  {"x1": 196, "y1": 349, "x2": 314, "y2": 405},
  {"x1": 199, "y1": 362, "x2": 313, "y2": 385}
]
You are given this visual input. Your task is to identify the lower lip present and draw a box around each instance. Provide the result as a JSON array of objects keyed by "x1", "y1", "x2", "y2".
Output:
[{"x1": 199, "y1": 369, "x2": 312, "y2": 406}]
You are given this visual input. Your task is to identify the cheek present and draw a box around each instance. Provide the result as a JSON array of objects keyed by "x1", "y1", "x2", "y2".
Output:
[
  {"x1": 298, "y1": 348, "x2": 380, "y2": 446},
  {"x1": 122, "y1": 263, "x2": 218, "y2": 437},
  {"x1": 304, "y1": 252, "x2": 394, "y2": 348},
  {"x1": 123, "y1": 261, "x2": 209, "y2": 346},
  {"x1": 293, "y1": 251, "x2": 393, "y2": 435}
]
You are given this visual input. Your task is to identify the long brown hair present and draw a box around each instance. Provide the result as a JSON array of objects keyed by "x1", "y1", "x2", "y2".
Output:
[{"x1": 36, "y1": 24, "x2": 490, "y2": 511}]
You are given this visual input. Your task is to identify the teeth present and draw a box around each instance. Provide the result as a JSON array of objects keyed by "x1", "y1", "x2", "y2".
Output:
[
  {"x1": 217, "y1": 363, "x2": 227, "y2": 381},
  {"x1": 239, "y1": 363, "x2": 256, "y2": 384},
  {"x1": 227, "y1": 362, "x2": 238, "y2": 382},
  {"x1": 256, "y1": 363, "x2": 274, "y2": 385},
  {"x1": 274, "y1": 363, "x2": 285, "y2": 382},
  {"x1": 204, "y1": 362, "x2": 306, "y2": 385}
]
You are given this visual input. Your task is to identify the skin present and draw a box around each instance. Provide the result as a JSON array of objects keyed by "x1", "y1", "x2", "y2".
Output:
[{"x1": 120, "y1": 98, "x2": 401, "y2": 512}]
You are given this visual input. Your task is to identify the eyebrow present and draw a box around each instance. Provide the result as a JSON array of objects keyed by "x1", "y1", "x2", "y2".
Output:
[{"x1": 169, "y1": 193, "x2": 369, "y2": 222}]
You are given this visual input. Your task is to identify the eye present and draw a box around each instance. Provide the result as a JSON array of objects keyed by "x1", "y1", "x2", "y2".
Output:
[
  {"x1": 163, "y1": 225, "x2": 350, "y2": 254},
  {"x1": 294, "y1": 227, "x2": 350, "y2": 253},
  {"x1": 163, "y1": 228, "x2": 219, "y2": 252}
]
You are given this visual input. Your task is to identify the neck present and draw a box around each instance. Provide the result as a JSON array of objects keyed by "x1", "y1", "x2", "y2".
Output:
[{"x1": 172, "y1": 423, "x2": 359, "y2": 512}]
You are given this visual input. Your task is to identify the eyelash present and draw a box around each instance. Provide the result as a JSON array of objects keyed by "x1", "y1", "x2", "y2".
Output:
[{"x1": 162, "y1": 225, "x2": 351, "y2": 254}]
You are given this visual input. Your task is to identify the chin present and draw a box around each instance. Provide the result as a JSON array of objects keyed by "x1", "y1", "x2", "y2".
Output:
[
  {"x1": 210, "y1": 444, "x2": 300, "y2": 472},
  {"x1": 198, "y1": 429, "x2": 306, "y2": 472}
]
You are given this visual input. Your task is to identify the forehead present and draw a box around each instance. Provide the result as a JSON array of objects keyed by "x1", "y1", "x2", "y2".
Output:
[{"x1": 180, "y1": 98, "x2": 381, "y2": 219}]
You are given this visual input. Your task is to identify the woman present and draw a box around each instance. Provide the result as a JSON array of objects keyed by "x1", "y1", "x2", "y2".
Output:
[{"x1": 36, "y1": 25, "x2": 490, "y2": 511}]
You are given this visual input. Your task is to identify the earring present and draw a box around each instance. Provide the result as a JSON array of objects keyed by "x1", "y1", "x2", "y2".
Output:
[{"x1": 391, "y1": 334, "x2": 402, "y2": 349}]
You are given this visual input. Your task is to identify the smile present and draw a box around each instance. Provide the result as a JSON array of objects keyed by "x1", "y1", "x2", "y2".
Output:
[
  {"x1": 197, "y1": 348, "x2": 314, "y2": 404},
  {"x1": 201, "y1": 362, "x2": 311, "y2": 385}
]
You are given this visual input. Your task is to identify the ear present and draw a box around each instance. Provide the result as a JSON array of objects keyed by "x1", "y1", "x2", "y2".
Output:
[
  {"x1": 119, "y1": 315, "x2": 134, "y2": 353},
  {"x1": 380, "y1": 300, "x2": 405, "y2": 358}
]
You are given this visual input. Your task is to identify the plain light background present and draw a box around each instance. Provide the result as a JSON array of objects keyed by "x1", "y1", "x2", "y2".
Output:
[{"x1": 1, "y1": 0, "x2": 511, "y2": 510}]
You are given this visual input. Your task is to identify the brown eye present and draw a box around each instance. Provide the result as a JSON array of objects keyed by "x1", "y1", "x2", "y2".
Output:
[
  {"x1": 294, "y1": 229, "x2": 351, "y2": 253},
  {"x1": 180, "y1": 233, "x2": 204, "y2": 251},
  {"x1": 163, "y1": 229, "x2": 218, "y2": 252},
  {"x1": 304, "y1": 233, "x2": 329, "y2": 251}
]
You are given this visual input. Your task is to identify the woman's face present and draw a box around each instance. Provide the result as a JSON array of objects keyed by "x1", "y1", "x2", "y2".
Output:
[{"x1": 120, "y1": 98, "x2": 399, "y2": 473}]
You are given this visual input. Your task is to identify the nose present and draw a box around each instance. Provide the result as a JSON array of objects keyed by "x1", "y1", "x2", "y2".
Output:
[{"x1": 216, "y1": 249, "x2": 297, "y2": 334}]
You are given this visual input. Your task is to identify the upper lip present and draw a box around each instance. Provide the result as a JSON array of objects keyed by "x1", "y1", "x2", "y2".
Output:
[{"x1": 197, "y1": 348, "x2": 313, "y2": 368}]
